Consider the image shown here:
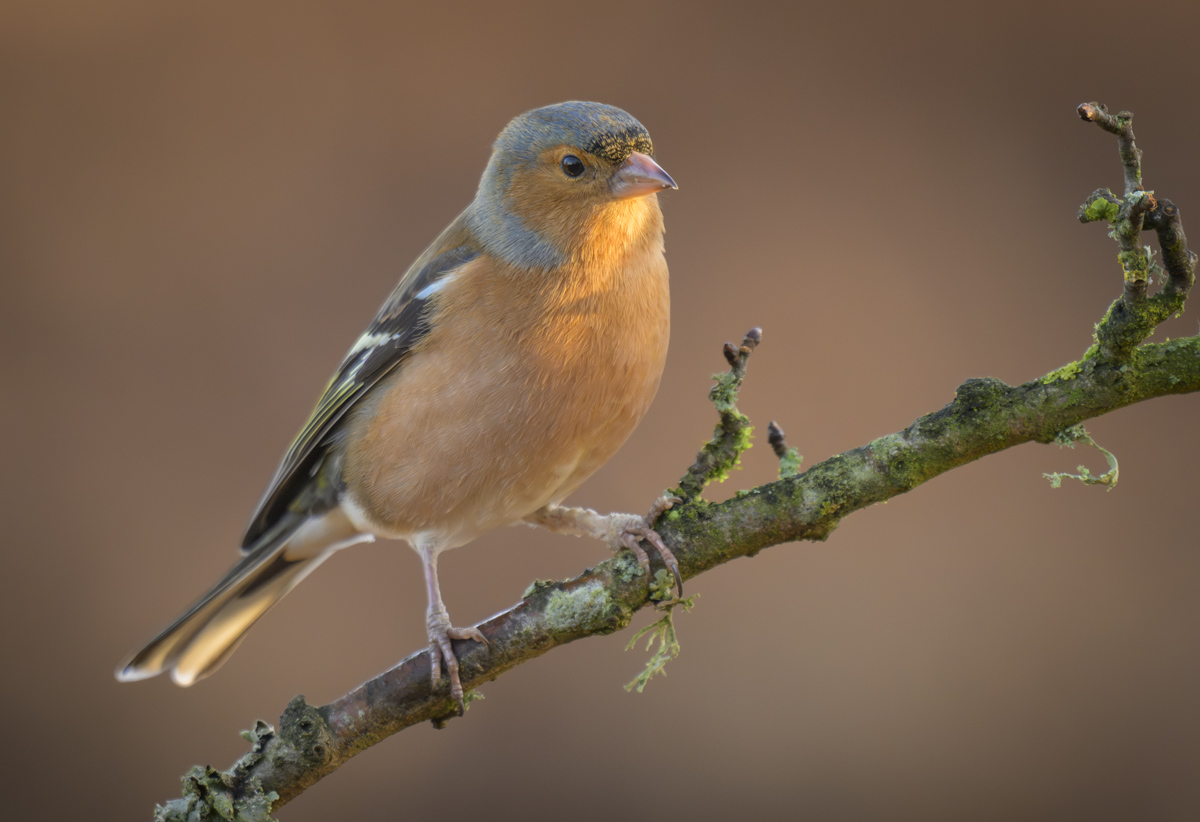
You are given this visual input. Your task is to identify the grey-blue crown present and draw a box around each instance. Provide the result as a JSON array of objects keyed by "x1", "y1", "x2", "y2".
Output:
[{"x1": 495, "y1": 101, "x2": 653, "y2": 166}]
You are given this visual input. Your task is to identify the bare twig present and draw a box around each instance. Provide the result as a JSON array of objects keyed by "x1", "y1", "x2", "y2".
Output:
[{"x1": 1077, "y1": 102, "x2": 1142, "y2": 195}]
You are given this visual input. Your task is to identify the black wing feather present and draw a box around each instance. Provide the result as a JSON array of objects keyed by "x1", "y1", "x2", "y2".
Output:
[{"x1": 241, "y1": 245, "x2": 478, "y2": 548}]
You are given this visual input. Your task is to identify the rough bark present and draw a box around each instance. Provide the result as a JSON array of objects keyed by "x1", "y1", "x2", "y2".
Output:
[{"x1": 154, "y1": 103, "x2": 1198, "y2": 821}]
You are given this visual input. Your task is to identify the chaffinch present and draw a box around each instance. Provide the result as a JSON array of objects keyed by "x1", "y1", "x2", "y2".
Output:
[{"x1": 117, "y1": 101, "x2": 679, "y2": 711}]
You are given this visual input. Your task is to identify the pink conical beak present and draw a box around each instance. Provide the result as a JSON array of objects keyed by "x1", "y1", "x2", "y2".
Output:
[{"x1": 611, "y1": 152, "x2": 677, "y2": 199}]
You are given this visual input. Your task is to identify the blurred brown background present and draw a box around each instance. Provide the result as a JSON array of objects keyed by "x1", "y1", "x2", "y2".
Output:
[{"x1": 3, "y1": 1, "x2": 1199, "y2": 819}]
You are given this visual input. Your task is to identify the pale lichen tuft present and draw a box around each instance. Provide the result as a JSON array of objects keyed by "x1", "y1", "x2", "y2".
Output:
[
  {"x1": 625, "y1": 573, "x2": 697, "y2": 693},
  {"x1": 1043, "y1": 424, "x2": 1119, "y2": 490},
  {"x1": 544, "y1": 580, "x2": 621, "y2": 635}
]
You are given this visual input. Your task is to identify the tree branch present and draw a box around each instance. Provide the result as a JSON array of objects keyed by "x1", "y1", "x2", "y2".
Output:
[
  {"x1": 1076, "y1": 102, "x2": 1196, "y2": 360},
  {"x1": 154, "y1": 104, "x2": 1199, "y2": 821},
  {"x1": 1077, "y1": 101, "x2": 1143, "y2": 196}
]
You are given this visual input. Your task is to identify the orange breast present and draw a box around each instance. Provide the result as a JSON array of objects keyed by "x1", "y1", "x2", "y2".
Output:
[{"x1": 341, "y1": 216, "x2": 669, "y2": 547}]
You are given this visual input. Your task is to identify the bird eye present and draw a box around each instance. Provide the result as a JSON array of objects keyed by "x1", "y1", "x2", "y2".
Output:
[{"x1": 560, "y1": 155, "x2": 585, "y2": 178}]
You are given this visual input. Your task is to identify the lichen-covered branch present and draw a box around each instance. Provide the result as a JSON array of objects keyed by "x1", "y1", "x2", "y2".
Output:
[
  {"x1": 158, "y1": 333, "x2": 1200, "y2": 821},
  {"x1": 155, "y1": 104, "x2": 1200, "y2": 820},
  {"x1": 1144, "y1": 197, "x2": 1197, "y2": 298},
  {"x1": 675, "y1": 327, "x2": 761, "y2": 500},
  {"x1": 1076, "y1": 102, "x2": 1196, "y2": 361}
]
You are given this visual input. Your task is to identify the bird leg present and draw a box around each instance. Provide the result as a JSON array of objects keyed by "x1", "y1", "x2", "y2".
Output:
[
  {"x1": 526, "y1": 494, "x2": 683, "y2": 595},
  {"x1": 419, "y1": 548, "x2": 488, "y2": 715}
]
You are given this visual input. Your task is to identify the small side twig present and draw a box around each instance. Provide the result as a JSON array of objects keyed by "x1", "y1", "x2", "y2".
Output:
[
  {"x1": 1078, "y1": 102, "x2": 1195, "y2": 361},
  {"x1": 675, "y1": 327, "x2": 762, "y2": 500},
  {"x1": 767, "y1": 421, "x2": 803, "y2": 479},
  {"x1": 1077, "y1": 102, "x2": 1143, "y2": 195}
]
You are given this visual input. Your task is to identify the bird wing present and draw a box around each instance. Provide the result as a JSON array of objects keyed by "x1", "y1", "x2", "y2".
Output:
[{"x1": 241, "y1": 243, "x2": 479, "y2": 548}]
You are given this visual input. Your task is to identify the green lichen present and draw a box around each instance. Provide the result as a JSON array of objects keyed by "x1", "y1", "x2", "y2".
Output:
[
  {"x1": 156, "y1": 720, "x2": 280, "y2": 821},
  {"x1": 777, "y1": 446, "x2": 803, "y2": 478},
  {"x1": 1082, "y1": 196, "x2": 1121, "y2": 223},
  {"x1": 870, "y1": 436, "x2": 894, "y2": 463},
  {"x1": 625, "y1": 573, "x2": 697, "y2": 693},
  {"x1": 658, "y1": 498, "x2": 714, "y2": 545},
  {"x1": 155, "y1": 765, "x2": 278, "y2": 822},
  {"x1": 647, "y1": 568, "x2": 677, "y2": 602},
  {"x1": 867, "y1": 432, "x2": 931, "y2": 488},
  {"x1": 544, "y1": 580, "x2": 621, "y2": 635},
  {"x1": 709, "y1": 368, "x2": 744, "y2": 413},
  {"x1": 1039, "y1": 360, "x2": 1083, "y2": 384},
  {"x1": 1043, "y1": 424, "x2": 1119, "y2": 490},
  {"x1": 705, "y1": 419, "x2": 753, "y2": 485},
  {"x1": 1119, "y1": 248, "x2": 1150, "y2": 285},
  {"x1": 522, "y1": 579, "x2": 556, "y2": 599},
  {"x1": 612, "y1": 551, "x2": 644, "y2": 584}
]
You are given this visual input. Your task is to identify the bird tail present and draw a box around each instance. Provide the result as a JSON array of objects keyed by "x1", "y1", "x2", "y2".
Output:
[{"x1": 115, "y1": 508, "x2": 367, "y2": 686}]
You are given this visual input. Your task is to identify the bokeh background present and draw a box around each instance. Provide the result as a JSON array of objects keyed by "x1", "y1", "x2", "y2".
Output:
[{"x1": 3, "y1": 1, "x2": 1199, "y2": 820}]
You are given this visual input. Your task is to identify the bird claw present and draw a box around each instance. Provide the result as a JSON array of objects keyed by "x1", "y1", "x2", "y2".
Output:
[
  {"x1": 617, "y1": 494, "x2": 683, "y2": 597},
  {"x1": 646, "y1": 493, "x2": 682, "y2": 523},
  {"x1": 427, "y1": 610, "x2": 489, "y2": 715}
]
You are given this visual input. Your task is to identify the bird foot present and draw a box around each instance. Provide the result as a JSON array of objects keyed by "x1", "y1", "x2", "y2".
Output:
[
  {"x1": 611, "y1": 494, "x2": 683, "y2": 597},
  {"x1": 426, "y1": 608, "x2": 489, "y2": 715},
  {"x1": 526, "y1": 495, "x2": 684, "y2": 596}
]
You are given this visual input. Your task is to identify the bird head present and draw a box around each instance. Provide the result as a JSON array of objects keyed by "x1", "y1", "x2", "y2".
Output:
[{"x1": 469, "y1": 101, "x2": 676, "y2": 270}]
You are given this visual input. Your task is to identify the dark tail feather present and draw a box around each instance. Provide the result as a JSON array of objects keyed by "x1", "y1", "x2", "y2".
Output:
[{"x1": 115, "y1": 510, "x2": 358, "y2": 686}]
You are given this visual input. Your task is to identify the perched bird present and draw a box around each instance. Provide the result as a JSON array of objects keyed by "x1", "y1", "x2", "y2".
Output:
[{"x1": 116, "y1": 101, "x2": 679, "y2": 711}]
